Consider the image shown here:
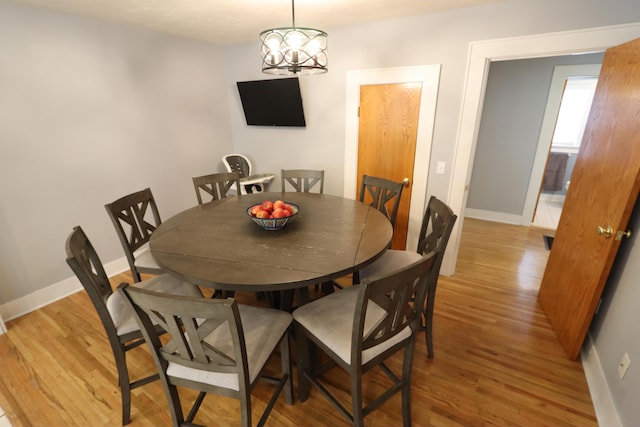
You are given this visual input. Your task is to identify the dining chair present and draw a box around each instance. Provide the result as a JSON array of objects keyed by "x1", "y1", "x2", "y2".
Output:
[
  {"x1": 105, "y1": 187, "x2": 162, "y2": 283},
  {"x1": 192, "y1": 171, "x2": 240, "y2": 205},
  {"x1": 65, "y1": 226, "x2": 203, "y2": 426},
  {"x1": 281, "y1": 169, "x2": 325, "y2": 193},
  {"x1": 346, "y1": 175, "x2": 405, "y2": 287},
  {"x1": 222, "y1": 153, "x2": 274, "y2": 194},
  {"x1": 359, "y1": 175, "x2": 404, "y2": 227},
  {"x1": 293, "y1": 251, "x2": 437, "y2": 427},
  {"x1": 118, "y1": 283, "x2": 293, "y2": 427},
  {"x1": 359, "y1": 196, "x2": 457, "y2": 358}
]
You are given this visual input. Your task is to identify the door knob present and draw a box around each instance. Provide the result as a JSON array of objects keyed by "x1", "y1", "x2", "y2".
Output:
[
  {"x1": 401, "y1": 177, "x2": 410, "y2": 187},
  {"x1": 615, "y1": 229, "x2": 632, "y2": 241},
  {"x1": 596, "y1": 225, "x2": 613, "y2": 238}
]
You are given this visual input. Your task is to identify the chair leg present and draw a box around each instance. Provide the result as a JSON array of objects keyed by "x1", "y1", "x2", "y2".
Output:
[
  {"x1": 351, "y1": 374, "x2": 364, "y2": 427},
  {"x1": 114, "y1": 346, "x2": 132, "y2": 425},
  {"x1": 401, "y1": 341, "x2": 417, "y2": 427},
  {"x1": 120, "y1": 378, "x2": 131, "y2": 425},
  {"x1": 239, "y1": 390, "x2": 251, "y2": 427},
  {"x1": 280, "y1": 333, "x2": 293, "y2": 405},
  {"x1": 294, "y1": 323, "x2": 312, "y2": 402},
  {"x1": 425, "y1": 293, "x2": 436, "y2": 358},
  {"x1": 165, "y1": 383, "x2": 185, "y2": 427},
  {"x1": 131, "y1": 268, "x2": 142, "y2": 283}
]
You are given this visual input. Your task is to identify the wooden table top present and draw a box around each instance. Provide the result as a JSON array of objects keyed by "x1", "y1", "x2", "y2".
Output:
[{"x1": 150, "y1": 192, "x2": 392, "y2": 292}]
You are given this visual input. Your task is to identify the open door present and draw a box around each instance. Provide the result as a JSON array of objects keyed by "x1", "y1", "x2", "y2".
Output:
[{"x1": 538, "y1": 37, "x2": 640, "y2": 360}]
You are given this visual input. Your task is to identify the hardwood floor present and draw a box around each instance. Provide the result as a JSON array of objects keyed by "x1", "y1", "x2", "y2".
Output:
[{"x1": 0, "y1": 218, "x2": 597, "y2": 426}]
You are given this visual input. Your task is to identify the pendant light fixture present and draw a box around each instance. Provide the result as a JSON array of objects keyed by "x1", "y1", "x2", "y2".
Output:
[{"x1": 260, "y1": 0, "x2": 328, "y2": 75}]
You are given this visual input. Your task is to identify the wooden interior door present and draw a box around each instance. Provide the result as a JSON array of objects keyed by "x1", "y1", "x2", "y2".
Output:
[
  {"x1": 538, "y1": 37, "x2": 640, "y2": 360},
  {"x1": 357, "y1": 82, "x2": 422, "y2": 249}
]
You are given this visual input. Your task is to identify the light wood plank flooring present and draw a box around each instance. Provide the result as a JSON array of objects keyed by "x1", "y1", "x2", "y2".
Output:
[{"x1": 0, "y1": 218, "x2": 597, "y2": 426}]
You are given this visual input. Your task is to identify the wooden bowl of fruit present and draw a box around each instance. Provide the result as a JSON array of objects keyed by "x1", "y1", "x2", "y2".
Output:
[{"x1": 246, "y1": 200, "x2": 299, "y2": 230}]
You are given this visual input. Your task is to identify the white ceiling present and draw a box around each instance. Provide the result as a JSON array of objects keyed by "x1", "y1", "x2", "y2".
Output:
[{"x1": 11, "y1": 0, "x2": 505, "y2": 45}]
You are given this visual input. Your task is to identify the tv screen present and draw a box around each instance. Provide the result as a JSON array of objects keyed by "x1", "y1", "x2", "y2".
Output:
[{"x1": 237, "y1": 78, "x2": 306, "y2": 127}]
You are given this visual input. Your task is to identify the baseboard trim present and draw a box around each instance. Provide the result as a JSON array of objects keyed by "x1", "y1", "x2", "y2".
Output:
[
  {"x1": 0, "y1": 257, "x2": 130, "y2": 327},
  {"x1": 464, "y1": 208, "x2": 522, "y2": 225},
  {"x1": 581, "y1": 334, "x2": 622, "y2": 427}
]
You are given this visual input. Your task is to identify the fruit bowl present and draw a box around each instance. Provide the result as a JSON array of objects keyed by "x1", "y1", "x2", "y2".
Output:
[{"x1": 246, "y1": 201, "x2": 299, "y2": 230}]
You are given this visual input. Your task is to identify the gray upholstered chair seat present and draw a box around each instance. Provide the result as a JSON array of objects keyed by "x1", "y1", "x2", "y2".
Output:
[
  {"x1": 167, "y1": 305, "x2": 292, "y2": 390},
  {"x1": 133, "y1": 245, "x2": 161, "y2": 270},
  {"x1": 359, "y1": 250, "x2": 421, "y2": 281},
  {"x1": 107, "y1": 274, "x2": 203, "y2": 336},
  {"x1": 293, "y1": 286, "x2": 411, "y2": 365}
]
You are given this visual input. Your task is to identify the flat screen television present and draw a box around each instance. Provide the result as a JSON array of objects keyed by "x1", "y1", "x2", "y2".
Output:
[{"x1": 237, "y1": 77, "x2": 306, "y2": 127}]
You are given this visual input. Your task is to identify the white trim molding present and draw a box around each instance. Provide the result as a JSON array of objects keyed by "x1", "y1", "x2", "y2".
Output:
[
  {"x1": 0, "y1": 257, "x2": 130, "y2": 325},
  {"x1": 582, "y1": 334, "x2": 623, "y2": 427},
  {"x1": 464, "y1": 209, "x2": 522, "y2": 225}
]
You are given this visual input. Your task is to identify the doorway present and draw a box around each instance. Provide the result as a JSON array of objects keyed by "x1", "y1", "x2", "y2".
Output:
[
  {"x1": 445, "y1": 23, "x2": 640, "y2": 276},
  {"x1": 344, "y1": 65, "x2": 441, "y2": 253},
  {"x1": 529, "y1": 65, "x2": 601, "y2": 230}
]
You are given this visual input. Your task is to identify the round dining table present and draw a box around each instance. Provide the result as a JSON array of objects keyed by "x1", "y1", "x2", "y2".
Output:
[{"x1": 150, "y1": 192, "x2": 392, "y2": 308}]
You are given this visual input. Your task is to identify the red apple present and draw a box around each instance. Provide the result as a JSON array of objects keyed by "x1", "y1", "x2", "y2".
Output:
[
  {"x1": 281, "y1": 209, "x2": 291, "y2": 218},
  {"x1": 250, "y1": 205, "x2": 261, "y2": 216},
  {"x1": 255, "y1": 209, "x2": 270, "y2": 219},
  {"x1": 284, "y1": 204, "x2": 293, "y2": 213},
  {"x1": 273, "y1": 200, "x2": 286, "y2": 210},
  {"x1": 261, "y1": 200, "x2": 274, "y2": 212},
  {"x1": 271, "y1": 208, "x2": 286, "y2": 218}
]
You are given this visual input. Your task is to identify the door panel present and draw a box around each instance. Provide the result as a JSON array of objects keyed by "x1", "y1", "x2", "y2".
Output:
[
  {"x1": 357, "y1": 83, "x2": 422, "y2": 249},
  {"x1": 537, "y1": 37, "x2": 640, "y2": 360}
]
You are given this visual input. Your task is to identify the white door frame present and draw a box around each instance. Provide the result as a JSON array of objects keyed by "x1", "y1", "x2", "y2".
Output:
[
  {"x1": 522, "y1": 63, "x2": 602, "y2": 225},
  {"x1": 0, "y1": 314, "x2": 6, "y2": 334},
  {"x1": 445, "y1": 23, "x2": 640, "y2": 275},
  {"x1": 344, "y1": 65, "x2": 441, "y2": 252}
]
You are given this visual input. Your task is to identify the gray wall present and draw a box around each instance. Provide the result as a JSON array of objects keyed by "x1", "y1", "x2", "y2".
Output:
[
  {"x1": 0, "y1": 3, "x2": 234, "y2": 302},
  {"x1": 591, "y1": 197, "x2": 640, "y2": 426},
  {"x1": 467, "y1": 53, "x2": 604, "y2": 215}
]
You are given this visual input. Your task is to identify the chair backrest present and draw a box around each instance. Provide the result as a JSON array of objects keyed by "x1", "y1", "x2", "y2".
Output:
[
  {"x1": 222, "y1": 154, "x2": 252, "y2": 179},
  {"x1": 119, "y1": 285, "x2": 251, "y2": 392},
  {"x1": 281, "y1": 169, "x2": 325, "y2": 193},
  {"x1": 65, "y1": 226, "x2": 118, "y2": 340},
  {"x1": 354, "y1": 251, "x2": 437, "y2": 364},
  {"x1": 417, "y1": 196, "x2": 457, "y2": 272},
  {"x1": 105, "y1": 187, "x2": 161, "y2": 262},
  {"x1": 358, "y1": 175, "x2": 404, "y2": 227},
  {"x1": 192, "y1": 171, "x2": 240, "y2": 205}
]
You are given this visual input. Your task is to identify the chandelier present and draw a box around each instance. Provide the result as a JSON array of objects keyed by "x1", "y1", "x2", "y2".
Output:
[{"x1": 260, "y1": 0, "x2": 328, "y2": 75}]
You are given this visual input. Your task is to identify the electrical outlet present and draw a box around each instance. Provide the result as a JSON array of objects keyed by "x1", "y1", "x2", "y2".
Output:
[
  {"x1": 436, "y1": 161, "x2": 446, "y2": 175},
  {"x1": 618, "y1": 353, "x2": 631, "y2": 379}
]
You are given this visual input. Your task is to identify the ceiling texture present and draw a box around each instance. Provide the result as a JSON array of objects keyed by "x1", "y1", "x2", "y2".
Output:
[{"x1": 10, "y1": 0, "x2": 505, "y2": 45}]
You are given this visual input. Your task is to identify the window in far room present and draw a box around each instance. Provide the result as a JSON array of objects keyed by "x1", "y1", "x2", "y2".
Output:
[{"x1": 551, "y1": 77, "x2": 598, "y2": 152}]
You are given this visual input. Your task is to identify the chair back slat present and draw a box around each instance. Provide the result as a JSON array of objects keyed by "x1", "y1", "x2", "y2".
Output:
[
  {"x1": 355, "y1": 251, "x2": 436, "y2": 356},
  {"x1": 120, "y1": 285, "x2": 248, "y2": 376},
  {"x1": 281, "y1": 169, "x2": 325, "y2": 193},
  {"x1": 359, "y1": 175, "x2": 404, "y2": 227},
  {"x1": 192, "y1": 172, "x2": 240, "y2": 205},
  {"x1": 65, "y1": 226, "x2": 120, "y2": 346},
  {"x1": 417, "y1": 196, "x2": 457, "y2": 256}
]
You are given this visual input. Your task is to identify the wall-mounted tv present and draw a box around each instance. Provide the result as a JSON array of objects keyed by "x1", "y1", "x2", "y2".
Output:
[{"x1": 237, "y1": 77, "x2": 306, "y2": 127}]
